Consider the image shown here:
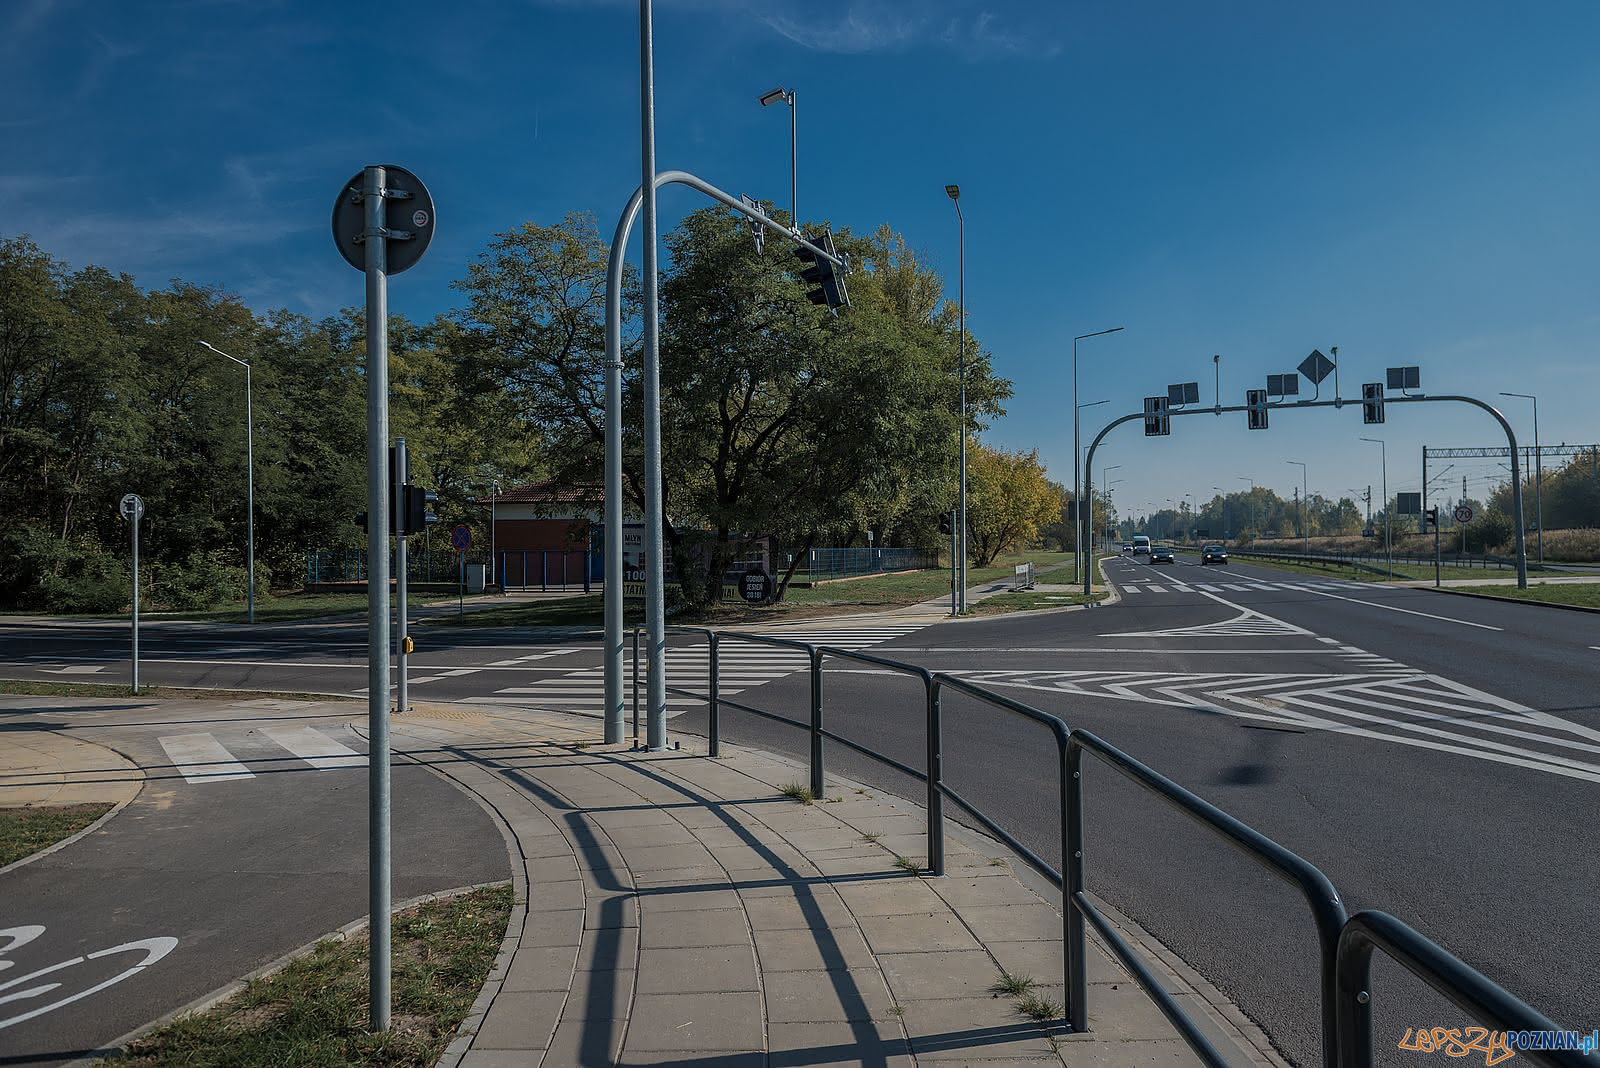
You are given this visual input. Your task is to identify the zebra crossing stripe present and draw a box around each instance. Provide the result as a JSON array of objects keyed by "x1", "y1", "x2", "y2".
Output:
[
  {"x1": 160, "y1": 733, "x2": 254, "y2": 782},
  {"x1": 260, "y1": 725, "x2": 364, "y2": 770}
]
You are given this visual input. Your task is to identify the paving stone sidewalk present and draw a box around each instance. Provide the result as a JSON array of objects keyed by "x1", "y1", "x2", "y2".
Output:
[
  {"x1": 0, "y1": 723, "x2": 142, "y2": 809},
  {"x1": 388, "y1": 704, "x2": 1283, "y2": 1067}
]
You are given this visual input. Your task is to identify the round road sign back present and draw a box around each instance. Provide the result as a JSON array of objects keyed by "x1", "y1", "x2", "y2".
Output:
[
  {"x1": 740, "y1": 570, "x2": 772, "y2": 604},
  {"x1": 331, "y1": 165, "x2": 436, "y2": 275},
  {"x1": 1454, "y1": 505, "x2": 1474, "y2": 524},
  {"x1": 119, "y1": 493, "x2": 144, "y2": 520},
  {"x1": 450, "y1": 524, "x2": 472, "y2": 552}
]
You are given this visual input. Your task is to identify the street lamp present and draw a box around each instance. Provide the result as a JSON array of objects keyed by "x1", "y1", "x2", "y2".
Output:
[
  {"x1": 1287, "y1": 461, "x2": 1308, "y2": 553},
  {"x1": 1237, "y1": 477, "x2": 1256, "y2": 537},
  {"x1": 489, "y1": 478, "x2": 499, "y2": 592},
  {"x1": 200, "y1": 340, "x2": 255, "y2": 623},
  {"x1": 1073, "y1": 327, "x2": 1123, "y2": 580},
  {"x1": 946, "y1": 183, "x2": 967, "y2": 611},
  {"x1": 1101, "y1": 465, "x2": 1122, "y2": 552},
  {"x1": 1360, "y1": 437, "x2": 1390, "y2": 578},
  {"x1": 1499, "y1": 392, "x2": 1542, "y2": 566},
  {"x1": 759, "y1": 86, "x2": 798, "y2": 230}
]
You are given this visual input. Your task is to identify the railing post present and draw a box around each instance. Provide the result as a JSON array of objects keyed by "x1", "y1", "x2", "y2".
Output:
[
  {"x1": 631, "y1": 628, "x2": 641, "y2": 749},
  {"x1": 926, "y1": 677, "x2": 945, "y2": 876},
  {"x1": 1064, "y1": 737, "x2": 1088, "y2": 1032},
  {"x1": 809, "y1": 647, "x2": 825, "y2": 800},
  {"x1": 708, "y1": 632, "x2": 721, "y2": 757},
  {"x1": 1334, "y1": 932, "x2": 1374, "y2": 1068}
]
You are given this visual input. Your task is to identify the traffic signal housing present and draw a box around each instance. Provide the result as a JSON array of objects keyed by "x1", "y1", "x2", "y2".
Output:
[
  {"x1": 1362, "y1": 382, "x2": 1385, "y2": 424},
  {"x1": 938, "y1": 510, "x2": 954, "y2": 535},
  {"x1": 792, "y1": 230, "x2": 850, "y2": 312},
  {"x1": 1425, "y1": 506, "x2": 1439, "y2": 530}
]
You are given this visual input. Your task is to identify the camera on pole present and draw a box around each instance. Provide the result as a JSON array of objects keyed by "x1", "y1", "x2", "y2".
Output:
[{"x1": 792, "y1": 229, "x2": 850, "y2": 312}]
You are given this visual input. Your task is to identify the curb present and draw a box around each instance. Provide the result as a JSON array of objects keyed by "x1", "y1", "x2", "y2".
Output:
[
  {"x1": 65, "y1": 880, "x2": 513, "y2": 1068},
  {"x1": 1422, "y1": 586, "x2": 1600, "y2": 614}
]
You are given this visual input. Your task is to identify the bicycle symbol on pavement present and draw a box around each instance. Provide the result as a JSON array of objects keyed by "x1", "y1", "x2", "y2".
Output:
[{"x1": 0, "y1": 925, "x2": 178, "y2": 1031}]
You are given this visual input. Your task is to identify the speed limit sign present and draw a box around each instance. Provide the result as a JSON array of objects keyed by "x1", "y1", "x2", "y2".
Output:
[{"x1": 1454, "y1": 505, "x2": 1473, "y2": 524}]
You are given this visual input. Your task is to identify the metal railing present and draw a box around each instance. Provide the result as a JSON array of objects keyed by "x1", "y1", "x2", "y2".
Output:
[
  {"x1": 1231, "y1": 547, "x2": 1525, "y2": 575},
  {"x1": 804, "y1": 546, "x2": 938, "y2": 582},
  {"x1": 624, "y1": 625, "x2": 1578, "y2": 1068}
]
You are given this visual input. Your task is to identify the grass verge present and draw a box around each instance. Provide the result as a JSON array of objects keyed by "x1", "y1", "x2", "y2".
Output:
[
  {"x1": 0, "y1": 679, "x2": 355, "y2": 702},
  {"x1": 1223, "y1": 555, "x2": 1511, "y2": 584},
  {"x1": 1439, "y1": 583, "x2": 1600, "y2": 609},
  {"x1": 102, "y1": 884, "x2": 513, "y2": 1067},
  {"x1": 969, "y1": 591, "x2": 1106, "y2": 616},
  {"x1": 0, "y1": 803, "x2": 114, "y2": 867},
  {"x1": 421, "y1": 594, "x2": 619, "y2": 629}
]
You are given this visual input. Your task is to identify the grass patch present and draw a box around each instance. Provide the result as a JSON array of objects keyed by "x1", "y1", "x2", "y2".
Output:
[
  {"x1": 969, "y1": 591, "x2": 1106, "y2": 615},
  {"x1": 0, "y1": 803, "x2": 114, "y2": 867},
  {"x1": 0, "y1": 679, "x2": 354, "y2": 702},
  {"x1": 992, "y1": 971, "x2": 1037, "y2": 997},
  {"x1": 892, "y1": 855, "x2": 919, "y2": 872},
  {"x1": 782, "y1": 551, "x2": 1076, "y2": 608},
  {"x1": 779, "y1": 783, "x2": 815, "y2": 805},
  {"x1": 860, "y1": 831, "x2": 883, "y2": 843},
  {"x1": 103, "y1": 884, "x2": 513, "y2": 1067},
  {"x1": 1226, "y1": 553, "x2": 1522, "y2": 584},
  {"x1": 1015, "y1": 993, "x2": 1062, "y2": 1023},
  {"x1": 1443, "y1": 583, "x2": 1600, "y2": 609}
]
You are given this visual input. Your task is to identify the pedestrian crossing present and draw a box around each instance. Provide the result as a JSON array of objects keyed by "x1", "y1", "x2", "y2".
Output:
[
  {"x1": 465, "y1": 621, "x2": 932, "y2": 719},
  {"x1": 1118, "y1": 578, "x2": 1371, "y2": 595},
  {"x1": 157, "y1": 724, "x2": 365, "y2": 784}
]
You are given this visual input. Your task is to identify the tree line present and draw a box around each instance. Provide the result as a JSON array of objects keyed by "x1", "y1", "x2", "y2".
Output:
[{"x1": 2, "y1": 211, "x2": 1072, "y2": 612}]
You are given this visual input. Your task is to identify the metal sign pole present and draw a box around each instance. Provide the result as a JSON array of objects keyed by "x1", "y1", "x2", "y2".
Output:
[
  {"x1": 459, "y1": 551, "x2": 465, "y2": 616},
  {"x1": 361, "y1": 164, "x2": 393, "y2": 1034},
  {"x1": 131, "y1": 510, "x2": 140, "y2": 694},
  {"x1": 639, "y1": 0, "x2": 669, "y2": 751},
  {"x1": 395, "y1": 438, "x2": 408, "y2": 716}
]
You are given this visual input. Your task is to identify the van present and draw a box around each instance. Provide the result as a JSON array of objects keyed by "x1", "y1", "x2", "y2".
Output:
[{"x1": 1132, "y1": 535, "x2": 1151, "y2": 555}]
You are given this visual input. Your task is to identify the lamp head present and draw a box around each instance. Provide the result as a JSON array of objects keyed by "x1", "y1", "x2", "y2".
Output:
[
  {"x1": 760, "y1": 87, "x2": 788, "y2": 107},
  {"x1": 945, "y1": 184, "x2": 960, "y2": 200}
]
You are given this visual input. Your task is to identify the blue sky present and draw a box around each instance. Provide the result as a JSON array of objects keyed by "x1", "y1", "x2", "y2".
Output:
[{"x1": 6, "y1": 0, "x2": 1598, "y2": 522}]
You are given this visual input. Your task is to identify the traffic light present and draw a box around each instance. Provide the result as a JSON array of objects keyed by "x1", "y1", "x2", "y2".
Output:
[
  {"x1": 1362, "y1": 382, "x2": 1385, "y2": 424},
  {"x1": 401, "y1": 486, "x2": 439, "y2": 536},
  {"x1": 355, "y1": 511, "x2": 368, "y2": 532},
  {"x1": 938, "y1": 510, "x2": 954, "y2": 535},
  {"x1": 792, "y1": 230, "x2": 850, "y2": 312},
  {"x1": 1143, "y1": 396, "x2": 1170, "y2": 437},
  {"x1": 1425, "y1": 506, "x2": 1439, "y2": 530},
  {"x1": 1246, "y1": 388, "x2": 1268, "y2": 430}
]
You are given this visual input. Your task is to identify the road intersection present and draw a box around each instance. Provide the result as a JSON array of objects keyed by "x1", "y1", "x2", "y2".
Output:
[{"x1": 0, "y1": 557, "x2": 1593, "y2": 1065}]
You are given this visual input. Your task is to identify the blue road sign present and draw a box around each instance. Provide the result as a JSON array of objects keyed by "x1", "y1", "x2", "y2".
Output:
[{"x1": 450, "y1": 524, "x2": 471, "y2": 552}]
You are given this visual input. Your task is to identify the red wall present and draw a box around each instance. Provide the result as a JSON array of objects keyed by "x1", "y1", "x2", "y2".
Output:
[{"x1": 493, "y1": 518, "x2": 590, "y2": 551}]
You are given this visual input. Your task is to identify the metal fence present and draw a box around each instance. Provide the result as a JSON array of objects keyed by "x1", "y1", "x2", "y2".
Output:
[
  {"x1": 628, "y1": 625, "x2": 1582, "y2": 1068},
  {"x1": 803, "y1": 546, "x2": 938, "y2": 582},
  {"x1": 304, "y1": 548, "x2": 488, "y2": 585}
]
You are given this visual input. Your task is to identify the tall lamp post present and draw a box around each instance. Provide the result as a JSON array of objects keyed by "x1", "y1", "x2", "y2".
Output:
[
  {"x1": 1078, "y1": 401, "x2": 1109, "y2": 559},
  {"x1": 759, "y1": 86, "x2": 797, "y2": 229},
  {"x1": 1287, "y1": 461, "x2": 1308, "y2": 553},
  {"x1": 200, "y1": 340, "x2": 255, "y2": 623},
  {"x1": 1102, "y1": 467, "x2": 1122, "y2": 552},
  {"x1": 489, "y1": 478, "x2": 499, "y2": 592},
  {"x1": 1360, "y1": 437, "x2": 1390, "y2": 578},
  {"x1": 1237, "y1": 477, "x2": 1256, "y2": 537},
  {"x1": 1072, "y1": 327, "x2": 1123, "y2": 580},
  {"x1": 1499, "y1": 392, "x2": 1542, "y2": 566},
  {"x1": 945, "y1": 184, "x2": 967, "y2": 611}
]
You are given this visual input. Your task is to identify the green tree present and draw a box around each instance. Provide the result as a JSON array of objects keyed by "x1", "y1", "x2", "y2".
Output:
[{"x1": 965, "y1": 443, "x2": 1059, "y2": 566}]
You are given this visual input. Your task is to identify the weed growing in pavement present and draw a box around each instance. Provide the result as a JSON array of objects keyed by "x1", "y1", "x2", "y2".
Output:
[
  {"x1": 779, "y1": 783, "x2": 815, "y2": 804},
  {"x1": 892, "y1": 855, "x2": 919, "y2": 872},
  {"x1": 992, "y1": 972, "x2": 1037, "y2": 997},
  {"x1": 860, "y1": 831, "x2": 883, "y2": 843},
  {"x1": 1016, "y1": 994, "x2": 1062, "y2": 1023}
]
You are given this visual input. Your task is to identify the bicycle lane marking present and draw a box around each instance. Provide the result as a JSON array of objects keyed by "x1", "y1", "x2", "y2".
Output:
[{"x1": 0, "y1": 926, "x2": 179, "y2": 1031}]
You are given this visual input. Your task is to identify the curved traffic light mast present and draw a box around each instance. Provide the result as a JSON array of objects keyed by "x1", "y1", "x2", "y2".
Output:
[{"x1": 1080, "y1": 367, "x2": 1529, "y2": 597}]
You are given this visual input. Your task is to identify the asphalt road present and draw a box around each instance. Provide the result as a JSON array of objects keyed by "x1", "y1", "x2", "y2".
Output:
[
  {"x1": 1, "y1": 569, "x2": 1595, "y2": 1064},
  {"x1": 0, "y1": 697, "x2": 507, "y2": 1066}
]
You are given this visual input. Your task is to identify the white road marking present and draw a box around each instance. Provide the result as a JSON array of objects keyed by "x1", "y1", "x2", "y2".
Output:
[
  {"x1": 1269, "y1": 586, "x2": 1504, "y2": 631},
  {"x1": 0, "y1": 927, "x2": 178, "y2": 1032},
  {"x1": 260, "y1": 725, "x2": 365, "y2": 770},
  {"x1": 158, "y1": 734, "x2": 254, "y2": 782},
  {"x1": 1146, "y1": 585, "x2": 1166, "y2": 593}
]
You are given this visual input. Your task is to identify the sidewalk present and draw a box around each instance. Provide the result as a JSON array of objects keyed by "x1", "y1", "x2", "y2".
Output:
[
  {"x1": 0, "y1": 726, "x2": 141, "y2": 809},
  {"x1": 390, "y1": 703, "x2": 1280, "y2": 1067}
]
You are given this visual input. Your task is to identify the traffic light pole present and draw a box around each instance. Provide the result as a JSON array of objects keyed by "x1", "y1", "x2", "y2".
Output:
[
  {"x1": 1080, "y1": 392, "x2": 1527, "y2": 597},
  {"x1": 602, "y1": 169, "x2": 847, "y2": 749},
  {"x1": 394, "y1": 438, "x2": 408, "y2": 717}
]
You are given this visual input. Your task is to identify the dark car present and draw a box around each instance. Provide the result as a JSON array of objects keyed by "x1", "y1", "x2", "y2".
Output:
[
  {"x1": 1201, "y1": 543, "x2": 1228, "y2": 565},
  {"x1": 1150, "y1": 546, "x2": 1175, "y2": 564}
]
